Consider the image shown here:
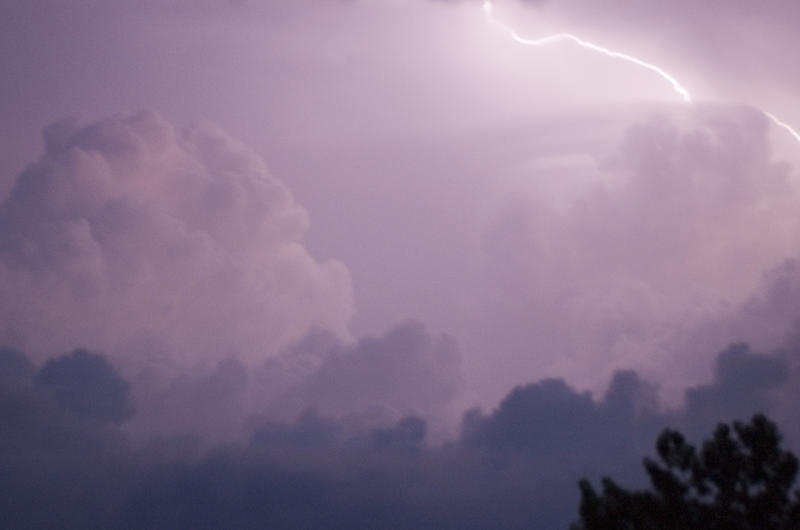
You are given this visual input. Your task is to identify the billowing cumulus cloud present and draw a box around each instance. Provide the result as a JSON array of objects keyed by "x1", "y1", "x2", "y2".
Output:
[
  {"x1": 465, "y1": 104, "x2": 800, "y2": 398},
  {"x1": 0, "y1": 111, "x2": 353, "y2": 371}
]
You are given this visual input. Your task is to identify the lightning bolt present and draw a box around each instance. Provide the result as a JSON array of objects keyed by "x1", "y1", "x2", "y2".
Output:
[
  {"x1": 765, "y1": 112, "x2": 800, "y2": 144},
  {"x1": 482, "y1": 0, "x2": 800, "y2": 145},
  {"x1": 482, "y1": 0, "x2": 690, "y2": 103}
]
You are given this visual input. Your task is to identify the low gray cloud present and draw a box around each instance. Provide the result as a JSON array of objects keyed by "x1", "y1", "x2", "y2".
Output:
[
  {"x1": 2, "y1": 339, "x2": 798, "y2": 529},
  {"x1": 35, "y1": 349, "x2": 134, "y2": 424},
  {"x1": 122, "y1": 320, "x2": 464, "y2": 443},
  {"x1": 681, "y1": 343, "x2": 788, "y2": 438}
]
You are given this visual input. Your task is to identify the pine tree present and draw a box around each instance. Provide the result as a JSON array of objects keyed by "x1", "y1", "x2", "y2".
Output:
[{"x1": 573, "y1": 414, "x2": 800, "y2": 529}]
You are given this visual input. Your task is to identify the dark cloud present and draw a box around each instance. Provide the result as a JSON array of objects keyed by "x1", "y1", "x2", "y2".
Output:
[
  {"x1": 251, "y1": 411, "x2": 340, "y2": 450},
  {"x1": 35, "y1": 349, "x2": 134, "y2": 423},
  {"x1": 0, "y1": 349, "x2": 133, "y2": 530},
  {"x1": 4, "y1": 339, "x2": 798, "y2": 529},
  {"x1": 114, "y1": 320, "x2": 464, "y2": 444},
  {"x1": 462, "y1": 378, "x2": 600, "y2": 454},
  {"x1": 682, "y1": 343, "x2": 788, "y2": 438},
  {"x1": 370, "y1": 416, "x2": 427, "y2": 452},
  {"x1": 0, "y1": 347, "x2": 36, "y2": 384},
  {"x1": 130, "y1": 357, "x2": 249, "y2": 443}
]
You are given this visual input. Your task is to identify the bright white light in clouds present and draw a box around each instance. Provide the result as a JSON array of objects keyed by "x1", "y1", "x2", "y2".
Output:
[
  {"x1": 482, "y1": 0, "x2": 800, "y2": 145},
  {"x1": 482, "y1": 0, "x2": 691, "y2": 103},
  {"x1": 766, "y1": 112, "x2": 800, "y2": 143}
]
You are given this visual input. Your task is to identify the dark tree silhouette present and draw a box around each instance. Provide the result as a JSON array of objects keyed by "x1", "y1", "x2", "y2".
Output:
[{"x1": 573, "y1": 414, "x2": 800, "y2": 529}]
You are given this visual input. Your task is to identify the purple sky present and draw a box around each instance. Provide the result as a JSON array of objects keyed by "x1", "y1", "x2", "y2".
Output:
[{"x1": 2, "y1": 0, "x2": 800, "y2": 527}]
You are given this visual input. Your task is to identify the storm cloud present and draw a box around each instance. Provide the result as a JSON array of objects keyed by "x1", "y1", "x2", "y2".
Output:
[{"x1": 2, "y1": 0, "x2": 800, "y2": 527}]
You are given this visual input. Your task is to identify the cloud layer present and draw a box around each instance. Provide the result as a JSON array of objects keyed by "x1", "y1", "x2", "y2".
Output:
[{"x1": 2, "y1": 339, "x2": 797, "y2": 529}]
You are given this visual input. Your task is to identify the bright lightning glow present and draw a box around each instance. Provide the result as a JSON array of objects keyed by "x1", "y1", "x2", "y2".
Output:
[
  {"x1": 481, "y1": 0, "x2": 800, "y2": 145},
  {"x1": 482, "y1": 0, "x2": 690, "y2": 103},
  {"x1": 507, "y1": 31, "x2": 692, "y2": 103},
  {"x1": 765, "y1": 112, "x2": 800, "y2": 144}
]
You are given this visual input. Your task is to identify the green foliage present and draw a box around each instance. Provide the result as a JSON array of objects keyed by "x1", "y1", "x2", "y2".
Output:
[{"x1": 573, "y1": 414, "x2": 800, "y2": 529}]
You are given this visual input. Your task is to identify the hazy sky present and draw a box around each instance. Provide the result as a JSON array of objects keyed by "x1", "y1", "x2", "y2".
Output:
[{"x1": 3, "y1": 0, "x2": 800, "y2": 527}]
